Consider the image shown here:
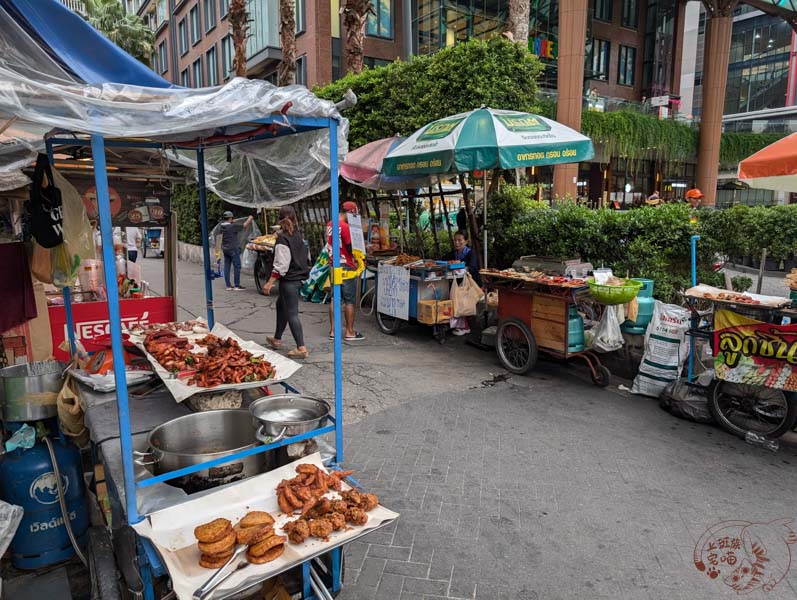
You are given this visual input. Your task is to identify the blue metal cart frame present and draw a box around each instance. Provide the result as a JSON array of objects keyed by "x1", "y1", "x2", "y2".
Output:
[{"x1": 45, "y1": 113, "x2": 346, "y2": 599}]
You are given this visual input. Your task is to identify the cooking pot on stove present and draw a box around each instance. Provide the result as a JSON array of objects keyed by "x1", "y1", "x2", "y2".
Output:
[
  {"x1": 249, "y1": 394, "x2": 330, "y2": 444},
  {"x1": 134, "y1": 409, "x2": 271, "y2": 494}
]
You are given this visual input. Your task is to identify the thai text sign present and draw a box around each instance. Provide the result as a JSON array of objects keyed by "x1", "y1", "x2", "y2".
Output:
[
  {"x1": 377, "y1": 264, "x2": 410, "y2": 321},
  {"x1": 713, "y1": 309, "x2": 797, "y2": 391}
]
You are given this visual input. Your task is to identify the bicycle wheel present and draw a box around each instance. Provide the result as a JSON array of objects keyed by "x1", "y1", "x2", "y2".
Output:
[
  {"x1": 376, "y1": 311, "x2": 402, "y2": 335},
  {"x1": 709, "y1": 381, "x2": 797, "y2": 439},
  {"x1": 254, "y1": 253, "x2": 274, "y2": 296},
  {"x1": 496, "y1": 318, "x2": 537, "y2": 375}
]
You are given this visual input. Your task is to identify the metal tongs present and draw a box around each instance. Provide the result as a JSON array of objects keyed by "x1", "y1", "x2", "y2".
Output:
[{"x1": 193, "y1": 544, "x2": 248, "y2": 600}]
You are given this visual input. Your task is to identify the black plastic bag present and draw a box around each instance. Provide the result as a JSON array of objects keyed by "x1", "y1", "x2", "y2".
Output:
[{"x1": 659, "y1": 379, "x2": 714, "y2": 424}]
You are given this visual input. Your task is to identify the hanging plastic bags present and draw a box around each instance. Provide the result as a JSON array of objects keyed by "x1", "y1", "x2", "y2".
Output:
[
  {"x1": 30, "y1": 240, "x2": 52, "y2": 283},
  {"x1": 451, "y1": 273, "x2": 483, "y2": 317},
  {"x1": 592, "y1": 305, "x2": 624, "y2": 353}
]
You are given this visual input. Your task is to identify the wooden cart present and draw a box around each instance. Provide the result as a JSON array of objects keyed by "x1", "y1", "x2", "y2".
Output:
[{"x1": 482, "y1": 273, "x2": 611, "y2": 387}]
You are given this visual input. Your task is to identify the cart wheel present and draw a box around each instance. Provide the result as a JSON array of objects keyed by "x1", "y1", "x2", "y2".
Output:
[
  {"x1": 496, "y1": 318, "x2": 537, "y2": 375},
  {"x1": 435, "y1": 328, "x2": 447, "y2": 345},
  {"x1": 591, "y1": 365, "x2": 611, "y2": 387},
  {"x1": 709, "y1": 381, "x2": 797, "y2": 439},
  {"x1": 376, "y1": 311, "x2": 402, "y2": 335},
  {"x1": 254, "y1": 253, "x2": 274, "y2": 296}
]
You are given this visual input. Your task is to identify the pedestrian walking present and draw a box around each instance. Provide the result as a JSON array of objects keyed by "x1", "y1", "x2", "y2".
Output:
[
  {"x1": 262, "y1": 206, "x2": 310, "y2": 359},
  {"x1": 220, "y1": 210, "x2": 253, "y2": 291}
]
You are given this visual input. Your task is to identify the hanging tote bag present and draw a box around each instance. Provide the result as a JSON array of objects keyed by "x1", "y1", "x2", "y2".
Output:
[
  {"x1": 28, "y1": 154, "x2": 64, "y2": 249},
  {"x1": 451, "y1": 273, "x2": 483, "y2": 317}
]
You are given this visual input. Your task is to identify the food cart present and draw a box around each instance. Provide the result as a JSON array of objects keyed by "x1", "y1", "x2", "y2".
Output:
[
  {"x1": 0, "y1": 23, "x2": 397, "y2": 595},
  {"x1": 372, "y1": 258, "x2": 466, "y2": 343},
  {"x1": 480, "y1": 267, "x2": 613, "y2": 386}
]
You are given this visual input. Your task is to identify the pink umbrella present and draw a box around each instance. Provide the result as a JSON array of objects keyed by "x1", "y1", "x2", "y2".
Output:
[{"x1": 341, "y1": 136, "x2": 438, "y2": 190}]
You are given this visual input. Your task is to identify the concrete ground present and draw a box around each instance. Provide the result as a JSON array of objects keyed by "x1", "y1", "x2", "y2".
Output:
[{"x1": 141, "y1": 258, "x2": 797, "y2": 600}]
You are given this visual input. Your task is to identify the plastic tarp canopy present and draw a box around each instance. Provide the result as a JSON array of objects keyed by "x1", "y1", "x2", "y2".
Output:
[{"x1": 0, "y1": 3, "x2": 348, "y2": 207}]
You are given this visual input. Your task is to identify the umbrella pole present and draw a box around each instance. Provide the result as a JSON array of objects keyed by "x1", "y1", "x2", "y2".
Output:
[
  {"x1": 483, "y1": 170, "x2": 488, "y2": 268},
  {"x1": 459, "y1": 174, "x2": 482, "y2": 267},
  {"x1": 440, "y1": 182, "x2": 454, "y2": 248}
]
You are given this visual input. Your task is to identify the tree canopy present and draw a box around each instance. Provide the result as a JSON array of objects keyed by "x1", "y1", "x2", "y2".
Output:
[
  {"x1": 315, "y1": 37, "x2": 544, "y2": 148},
  {"x1": 85, "y1": 0, "x2": 155, "y2": 67}
]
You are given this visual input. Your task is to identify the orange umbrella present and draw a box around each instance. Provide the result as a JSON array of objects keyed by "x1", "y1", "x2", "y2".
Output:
[{"x1": 737, "y1": 132, "x2": 797, "y2": 192}]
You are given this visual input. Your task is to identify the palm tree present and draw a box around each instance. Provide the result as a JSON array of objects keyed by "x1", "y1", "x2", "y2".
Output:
[
  {"x1": 85, "y1": 0, "x2": 155, "y2": 66},
  {"x1": 229, "y1": 0, "x2": 250, "y2": 77},
  {"x1": 505, "y1": 0, "x2": 530, "y2": 46},
  {"x1": 341, "y1": 0, "x2": 375, "y2": 75},
  {"x1": 278, "y1": 0, "x2": 297, "y2": 85}
]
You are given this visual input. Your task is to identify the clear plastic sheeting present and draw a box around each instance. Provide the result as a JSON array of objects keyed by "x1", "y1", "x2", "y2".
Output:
[{"x1": 0, "y1": 5, "x2": 348, "y2": 205}]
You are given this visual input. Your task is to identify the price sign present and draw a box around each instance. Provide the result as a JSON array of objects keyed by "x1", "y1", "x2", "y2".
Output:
[
  {"x1": 377, "y1": 264, "x2": 410, "y2": 320},
  {"x1": 347, "y1": 213, "x2": 366, "y2": 254}
]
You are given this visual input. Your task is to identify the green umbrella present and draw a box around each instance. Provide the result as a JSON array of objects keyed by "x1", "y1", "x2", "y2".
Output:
[
  {"x1": 383, "y1": 107, "x2": 594, "y2": 266},
  {"x1": 382, "y1": 107, "x2": 594, "y2": 176}
]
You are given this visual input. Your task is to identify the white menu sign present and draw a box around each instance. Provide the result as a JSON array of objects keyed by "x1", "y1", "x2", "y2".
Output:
[
  {"x1": 377, "y1": 264, "x2": 410, "y2": 320},
  {"x1": 348, "y1": 213, "x2": 366, "y2": 254}
]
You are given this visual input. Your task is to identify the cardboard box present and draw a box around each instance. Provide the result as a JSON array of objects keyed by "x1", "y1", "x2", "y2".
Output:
[{"x1": 417, "y1": 300, "x2": 453, "y2": 324}]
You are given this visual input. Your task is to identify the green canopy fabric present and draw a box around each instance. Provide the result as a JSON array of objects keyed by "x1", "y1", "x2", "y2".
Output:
[{"x1": 383, "y1": 107, "x2": 594, "y2": 176}]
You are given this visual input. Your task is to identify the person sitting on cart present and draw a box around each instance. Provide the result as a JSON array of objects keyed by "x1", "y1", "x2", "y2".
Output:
[
  {"x1": 326, "y1": 201, "x2": 364, "y2": 341},
  {"x1": 445, "y1": 230, "x2": 481, "y2": 287},
  {"x1": 220, "y1": 211, "x2": 254, "y2": 291}
]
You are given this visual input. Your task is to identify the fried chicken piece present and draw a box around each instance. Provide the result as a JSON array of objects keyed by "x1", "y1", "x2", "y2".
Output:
[
  {"x1": 359, "y1": 493, "x2": 379, "y2": 512},
  {"x1": 296, "y1": 464, "x2": 319, "y2": 475},
  {"x1": 331, "y1": 499, "x2": 348, "y2": 513},
  {"x1": 277, "y1": 489, "x2": 294, "y2": 514},
  {"x1": 308, "y1": 518, "x2": 334, "y2": 539},
  {"x1": 281, "y1": 482, "x2": 303, "y2": 509},
  {"x1": 283, "y1": 518, "x2": 310, "y2": 544},
  {"x1": 303, "y1": 497, "x2": 333, "y2": 519},
  {"x1": 345, "y1": 507, "x2": 368, "y2": 526},
  {"x1": 340, "y1": 489, "x2": 362, "y2": 507},
  {"x1": 294, "y1": 486, "x2": 313, "y2": 501},
  {"x1": 328, "y1": 512, "x2": 346, "y2": 531}
]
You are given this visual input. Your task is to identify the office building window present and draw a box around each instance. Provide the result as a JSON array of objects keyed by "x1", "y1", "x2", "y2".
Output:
[
  {"x1": 178, "y1": 18, "x2": 189, "y2": 55},
  {"x1": 192, "y1": 58, "x2": 203, "y2": 87},
  {"x1": 621, "y1": 0, "x2": 638, "y2": 28},
  {"x1": 156, "y1": 0, "x2": 168, "y2": 26},
  {"x1": 157, "y1": 41, "x2": 168, "y2": 74},
  {"x1": 296, "y1": 0, "x2": 306, "y2": 34},
  {"x1": 190, "y1": 5, "x2": 201, "y2": 44},
  {"x1": 180, "y1": 68, "x2": 190, "y2": 87},
  {"x1": 364, "y1": 56, "x2": 390, "y2": 69},
  {"x1": 220, "y1": 0, "x2": 230, "y2": 17},
  {"x1": 593, "y1": 0, "x2": 611, "y2": 22},
  {"x1": 264, "y1": 72, "x2": 278, "y2": 84},
  {"x1": 221, "y1": 35, "x2": 233, "y2": 79},
  {"x1": 203, "y1": 0, "x2": 217, "y2": 31},
  {"x1": 206, "y1": 45, "x2": 219, "y2": 86},
  {"x1": 586, "y1": 38, "x2": 610, "y2": 81},
  {"x1": 618, "y1": 45, "x2": 636, "y2": 86},
  {"x1": 296, "y1": 55, "x2": 307, "y2": 86},
  {"x1": 367, "y1": 0, "x2": 391, "y2": 38}
]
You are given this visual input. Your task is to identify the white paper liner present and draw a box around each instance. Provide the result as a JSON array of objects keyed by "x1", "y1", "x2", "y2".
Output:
[
  {"x1": 128, "y1": 322, "x2": 301, "y2": 402},
  {"x1": 132, "y1": 454, "x2": 399, "y2": 600},
  {"x1": 685, "y1": 284, "x2": 792, "y2": 308}
]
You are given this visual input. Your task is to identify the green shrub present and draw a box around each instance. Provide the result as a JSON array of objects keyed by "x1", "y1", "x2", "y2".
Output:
[
  {"x1": 732, "y1": 276, "x2": 753, "y2": 292},
  {"x1": 171, "y1": 184, "x2": 245, "y2": 245}
]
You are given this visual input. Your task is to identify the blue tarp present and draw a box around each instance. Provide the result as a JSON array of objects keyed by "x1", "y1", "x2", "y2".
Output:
[{"x1": 0, "y1": 0, "x2": 171, "y2": 87}]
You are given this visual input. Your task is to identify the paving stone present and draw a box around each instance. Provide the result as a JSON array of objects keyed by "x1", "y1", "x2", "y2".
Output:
[
  {"x1": 384, "y1": 560, "x2": 430, "y2": 578},
  {"x1": 367, "y1": 544, "x2": 412, "y2": 561},
  {"x1": 374, "y1": 573, "x2": 405, "y2": 600},
  {"x1": 357, "y1": 558, "x2": 386, "y2": 588},
  {"x1": 401, "y1": 577, "x2": 450, "y2": 596}
]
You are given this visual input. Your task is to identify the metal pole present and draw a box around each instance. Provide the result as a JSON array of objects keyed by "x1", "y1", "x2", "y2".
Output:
[
  {"x1": 482, "y1": 171, "x2": 488, "y2": 268},
  {"x1": 330, "y1": 119, "x2": 344, "y2": 463},
  {"x1": 687, "y1": 234, "x2": 700, "y2": 383},
  {"x1": 91, "y1": 134, "x2": 139, "y2": 524},
  {"x1": 45, "y1": 140, "x2": 77, "y2": 356},
  {"x1": 197, "y1": 148, "x2": 215, "y2": 328}
]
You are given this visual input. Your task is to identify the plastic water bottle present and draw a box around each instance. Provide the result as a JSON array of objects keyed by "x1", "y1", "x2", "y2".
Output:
[{"x1": 745, "y1": 431, "x2": 779, "y2": 452}]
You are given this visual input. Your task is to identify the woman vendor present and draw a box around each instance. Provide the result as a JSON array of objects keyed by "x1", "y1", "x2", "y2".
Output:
[{"x1": 445, "y1": 230, "x2": 482, "y2": 287}]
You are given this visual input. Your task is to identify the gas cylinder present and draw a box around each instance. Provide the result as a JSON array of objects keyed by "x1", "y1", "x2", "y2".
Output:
[
  {"x1": 621, "y1": 278, "x2": 655, "y2": 335},
  {"x1": 0, "y1": 438, "x2": 89, "y2": 569},
  {"x1": 567, "y1": 306, "x2": 585, "y2": 353}
]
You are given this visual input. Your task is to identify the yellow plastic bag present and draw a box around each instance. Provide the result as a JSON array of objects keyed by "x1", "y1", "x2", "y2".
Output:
[
  {"x1": 57, "y1": 379, "x2": 89, "y2": 448},
  {"x1": 451, "y1": 273, "x2": 483, "y2": 317},
  {"x1": 51, "y1": 242, "x2": 80, "y2": 288}
]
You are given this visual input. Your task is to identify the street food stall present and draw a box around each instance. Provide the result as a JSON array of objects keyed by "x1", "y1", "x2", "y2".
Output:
[{"x1": 0, "y1": 4, "x2": 398, "y2": 597}]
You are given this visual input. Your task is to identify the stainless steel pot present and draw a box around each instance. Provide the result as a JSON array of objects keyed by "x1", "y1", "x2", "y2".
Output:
[
  {"x1": 0, "y1": 361, "x2": 66, "y2": 422},
  {"x1": 134, "y1": 409, "x2": 271, "y2": 493},
  {"x1": 249, "y1": 394, "x2": 330, "y2": 444}
]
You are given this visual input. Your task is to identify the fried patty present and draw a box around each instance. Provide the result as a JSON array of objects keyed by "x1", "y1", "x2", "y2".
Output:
[
  {"x1": 197, "y1": 530, "x2": 236, "y2": 555},
  {"x1": 246, "y1": 544, "x2": 284, "y2": 564},
  {"x1": 235, "y1": 523, "x2": 273, "y2": 546},
  {"x1": 239, "y1": 511, "x2": 275, "y2": 528},
  {"x1": 194, "y1": 518, "x2": 233, "y2": 543},
  {"x1": 198, "y1": 551, "x2": 235, "y2": 569},
  {"x1": 248, "y1": 534, "x2": 287, "y2": 557}
]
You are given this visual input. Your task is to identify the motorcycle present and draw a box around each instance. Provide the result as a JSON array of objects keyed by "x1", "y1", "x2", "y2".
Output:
[{"x1": 245, "y1": 234, "x2": 277, "y2": 296}]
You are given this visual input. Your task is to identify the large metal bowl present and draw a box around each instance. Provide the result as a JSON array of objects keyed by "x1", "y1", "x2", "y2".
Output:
[
  {"x1": 249, "y1": 394, "x2": 330, "y2": 444},
  {"x1": 135, "y1": 409, "x2": 272, "y2": 493}
]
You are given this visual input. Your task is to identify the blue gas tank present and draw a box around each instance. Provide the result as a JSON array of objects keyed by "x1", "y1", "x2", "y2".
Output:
[{"x1": 0, "y1": 438, "x2": 89, "y2": 569}]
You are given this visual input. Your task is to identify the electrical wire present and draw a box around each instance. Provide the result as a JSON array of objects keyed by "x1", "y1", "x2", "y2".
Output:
[{"x1": 43, "y1": 437, "x2": 87, "y2": 568}]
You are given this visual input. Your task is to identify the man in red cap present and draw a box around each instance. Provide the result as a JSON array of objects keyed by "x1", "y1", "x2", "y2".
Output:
[{"x1": 326, "y1": 201, "x2": 364, "y2": 341}]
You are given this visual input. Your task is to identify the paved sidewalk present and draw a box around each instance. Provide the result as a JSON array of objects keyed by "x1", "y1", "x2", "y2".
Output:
[{"x1": 340, "y1": 380, "x2": 797, "y2": 600}]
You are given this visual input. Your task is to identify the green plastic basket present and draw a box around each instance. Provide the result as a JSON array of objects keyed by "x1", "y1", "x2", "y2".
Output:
[{"x1": 587, "y1": 277, "x2": 643, "y2": 305}]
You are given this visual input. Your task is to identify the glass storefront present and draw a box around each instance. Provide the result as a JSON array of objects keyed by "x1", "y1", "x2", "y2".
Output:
[{"x1": 724, "y1": 15, "x2": 792, "y2": 115}]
